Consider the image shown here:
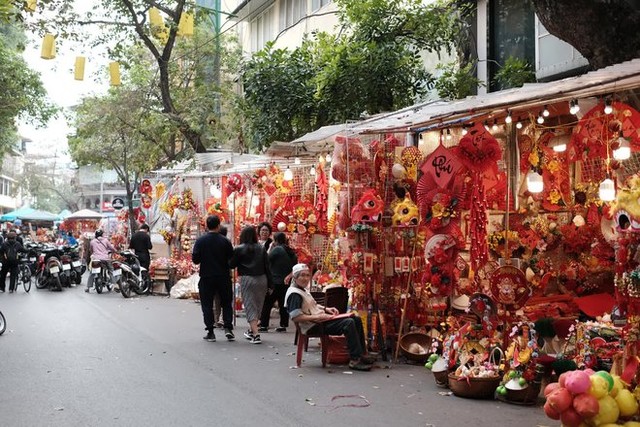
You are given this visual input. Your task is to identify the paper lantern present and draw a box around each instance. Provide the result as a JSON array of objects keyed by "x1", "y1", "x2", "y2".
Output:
[
  {"x1": 109, "y1": 62, "x2": 121, "y2": 86},
  {"x1": 526, "y1": 170, "x2": 543, "y2": 193},
  {"x1": 177, "y1": 12, "x2": 194, "y2": 37},
  {"x1": 40, "y1": 33, "x2": 56, "y2": 60},
  {"x1": 25, "y1": 0, "x2": 37, "y2": 12},
  {"x1": 149, "y1": 7, "x2": 164, "y2": 29},
  {"x1": 599, "y1": 178, "x2": 616, "y2": 202},
  {"x1": 74, "y1": 56, "x2": 85, "y2": 81}
]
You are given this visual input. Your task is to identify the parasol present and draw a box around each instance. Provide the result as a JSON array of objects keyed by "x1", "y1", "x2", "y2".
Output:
[{"x1": 66, "y1": 209, "x2": 104, "y2": 220}]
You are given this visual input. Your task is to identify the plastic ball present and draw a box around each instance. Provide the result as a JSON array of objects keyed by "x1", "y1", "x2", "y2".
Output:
[
  {"x1": 391, "y1": 163, "x2": 406, "y2": 179},
  {"x1": 615, "y1": 389, "x2": 639, "y2": 416},
  {"x1": 595, "y1": 371, "x2": 615, "y2": 392},
  {"x1": 589, "y1": 395, "x2": 619, "y2": 426},
  {"x1": 277, "y1": 222, "x2": 286, "y2": 232},
  {"x1": 589, "y1": 375, "x2": 610, "y2": 399}
]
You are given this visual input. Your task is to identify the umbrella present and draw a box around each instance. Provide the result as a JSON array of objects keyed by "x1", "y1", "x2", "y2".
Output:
[
  {"x1": 0, "y1": 206, "x2": 35, "y2": 222},
  {"x1": 66, "y1": 209, "x2": 104, "y2": 220},
  {"x1": 58, "y1": 209, "x2": 72, "y2": 219},
  {"x1": 20, "y1": 209, "x2": 59, "y2": 222}
]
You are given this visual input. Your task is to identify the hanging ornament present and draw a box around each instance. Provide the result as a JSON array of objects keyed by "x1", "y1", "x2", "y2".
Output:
[
  {"x1": 391, "y1": 163, "x2": 406, "y2": 179},
  {"x1": 177, "y1": 12, "x2": 194, "y2": 37},
  {"x1": 25, "y1": 0, "x2": 37, "y2": 12},
  {"x1": 109, "y1": 62, "x2": 121, "y2": 86},
  {"x1": 74, "y1": 56, "x2": 85, "y2": 81},
  {"x1": 40, "y1": 33, "x2": 56, "y2": 60}
]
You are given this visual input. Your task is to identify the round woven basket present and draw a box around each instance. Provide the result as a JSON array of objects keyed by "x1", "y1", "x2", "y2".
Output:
[
  {"x1": 448, "y1": 373, "x2": 501, "y2": 399},
  {"x1": 504, "y1": 383, "x2": 541, "y2": 405},
  {"x1": 399, "y1": 332, "x2": 432, "y2": 363},
  {"x1": 432, "y1": 370, "x2": 450, "y2": 388}
]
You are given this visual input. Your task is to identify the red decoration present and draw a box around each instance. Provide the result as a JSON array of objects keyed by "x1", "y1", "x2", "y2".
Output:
[
  {"x1": 141, "y1": 194, "x2": 152, "y2": 209},
  {"x1": 140, "y1": 179, "x2": 152, "y2": 195},
  {"x1": 421, "y1": 143, "x2": 463, "y2": 189},
  {"x1": 225, "y1": 173, "x2": 244, "y2": 194}
]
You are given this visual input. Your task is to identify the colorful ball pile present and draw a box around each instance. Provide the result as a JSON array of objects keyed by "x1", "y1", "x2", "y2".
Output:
[{"x1": 543, "y1": 369, "x2": 640, "y2": 426}]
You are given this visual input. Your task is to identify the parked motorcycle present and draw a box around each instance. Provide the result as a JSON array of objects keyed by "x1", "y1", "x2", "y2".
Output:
[
  {"x1": 35, "y1": 245, "x2": 63, "y2": 291},
  {"x1": 117, "y1": 250, "x2": 151, "y2": 298},
  {"x1": 89, "y1": 258, "x2": 115, "y2": 294},
  {"x1": 68, "y1": 245, "x2": 85, "y2": 284}
]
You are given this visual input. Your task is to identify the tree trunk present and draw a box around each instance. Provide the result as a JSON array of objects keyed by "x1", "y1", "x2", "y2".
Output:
[{"x1": 531, "y1": 0, "x2": 640, "y2": 70}]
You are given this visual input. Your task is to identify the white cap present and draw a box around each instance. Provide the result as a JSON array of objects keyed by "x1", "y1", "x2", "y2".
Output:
[{"x1": 291, "y1": 263, "x2": 310, "y2": 277}]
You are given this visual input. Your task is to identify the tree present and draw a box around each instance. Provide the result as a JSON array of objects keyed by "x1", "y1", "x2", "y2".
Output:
[
  {"x1": 20, "y1": 162, "x2": 78, "y2": 212},
  {"x1": 531, "y1": 0, "x2": 640, "y2": 69},
  {"x1": 69, "y1": 87, "x2": 164, "y2": 233},
  {"x1": 28, "y1": 0, "x2": 240, "y2": 156},
  {"x1": 240, "y1": 0, "x2": 470, "y2": 150}
]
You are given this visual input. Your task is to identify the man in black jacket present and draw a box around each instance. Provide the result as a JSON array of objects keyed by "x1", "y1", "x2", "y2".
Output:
[
  {"x1": 0, "y1": 232, "x2": 24, "y2": 293},
  {"x1": 129, "y1": 223, "x2": 153, "y2": 270},
  {"x1": 192, "y1": 215, "x2": 235, "y2": 342}
]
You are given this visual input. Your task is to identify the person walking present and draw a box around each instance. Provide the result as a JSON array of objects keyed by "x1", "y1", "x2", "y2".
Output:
[
  {"x1": 230, "y1": 225, "x2": 271, "y2": 344},
  {"x1": 85, "y1": 229, "x2": 116, "y2": 293},
  {"x1": 192, "y1": 215, "x2": 235, "y2": 342},
  {"x1": 0, "y1": 232, "x2": 24, "y2": 293},
  {"x1": 259, "y1": 232, "x2": 297, "y2": 333},
  {"x1": 129, "y1": 223, "x2": 153, "y2": 271},
  {"x1": 285, "y1": 263, "x2": 376, "y2": 371}
]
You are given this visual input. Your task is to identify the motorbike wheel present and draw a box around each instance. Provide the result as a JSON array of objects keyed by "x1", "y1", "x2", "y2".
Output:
[
  {"x1": 134, "y1": 273, "x2": 151, "y2": 295},
  {"x1": 0, "y1": 310, "x2": 6, "y2": 335},
  {"x1": 95, "y1": 275, "x2": 103, "y2": 294},
  {"x1": 120, "y1": 276, "x2": 134, "y2": 298},
  {"x1": 35, "y1": 270, "x2": 48, "y2": 289},
  {"x1": 51, "y1": 276, "x2": 62, "y2": 291},
  {"x1": 73, "y1": 271, "x2": 83, "y2": 285}
]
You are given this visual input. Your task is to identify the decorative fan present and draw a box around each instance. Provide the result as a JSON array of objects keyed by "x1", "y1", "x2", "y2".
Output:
[{"x1": 489, "y1": 264, "x2": 531, "y2": 310}]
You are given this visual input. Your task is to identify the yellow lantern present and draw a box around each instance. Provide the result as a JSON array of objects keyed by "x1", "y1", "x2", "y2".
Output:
[
  {"x1": 74, "y1": 56, "x2": 85, "y2": 81},
  {"x1": 40, "y1": 33, "x2": 56, "y2": 60},
  {"x1": 149, "y1": 7, "x2": 164, "y2": 34},
  {"x1": 156, "y1": 25, "x2": 169, "y2": 44},
  {"x1": 109, "y1": 61, "x2": 121, "y2": 86},
  {"x1": 177, "y1": 12, "x2": 194, "y2": 37},
  {"x1": 25, "y1": 0, "x2": 37, "y2": 12}
]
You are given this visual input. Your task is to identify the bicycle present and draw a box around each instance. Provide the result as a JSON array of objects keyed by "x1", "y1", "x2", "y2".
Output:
[
  {"x1": 17, "y1": 256, "x2": 32, "y2": 293},
  {"x1": 0, "y1": 309, "x2": 6, "y2": 335}
]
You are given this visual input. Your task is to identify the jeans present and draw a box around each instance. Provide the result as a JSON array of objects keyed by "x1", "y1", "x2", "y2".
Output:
[
  {"x1": 259, "y1": 283, "x2": 289, "y2": 328},
  {"x1": 0, "y1": 262, "x2": 18, "y2": 291},
  {"x1": 308, "y1": 316, "x2": 367, "y2": 360},
  {"x1": 87, "y1": 259, "x2": 114, "y2": 289},
  {"x1": 199, "y1": 275, "x2": 233, "y2": 331}
]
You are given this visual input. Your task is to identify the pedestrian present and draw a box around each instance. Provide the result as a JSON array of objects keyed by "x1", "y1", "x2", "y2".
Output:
[
  {"x1": 285, "y1": 263, "x2": 376, "y2": 371},
  {"x1": 212, "y1": 224, "x2": 229, "y2": 329},
  {"x1": 259, "y1": 232, "x2": 297, "y2": 333},
  {"x1": 257, "y1": 222, "x2": 273, "y2": 252},
  {"x1": 86, "y1": 229, "x2": 116, "y2": 293},
  {"x1": 129, "y1": 223, "x2": 153, "y2": 271},
  {"x1": 230, "y1": 225, "x2": 271, "y2": 344},
  {"x1": 0, "y1": 231, "x2": 24, "y2": 293},
  {"x1": 66, "y1": 231, "x2": 78, "y2": 247},
  {"x1": 191, "y1": 215, "x2": 235, "y2": 342}
]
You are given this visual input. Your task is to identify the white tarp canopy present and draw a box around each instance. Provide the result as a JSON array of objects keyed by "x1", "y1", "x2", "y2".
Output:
[{"x1": 66, "y1": 209, "x2": 104, "y2": 220}]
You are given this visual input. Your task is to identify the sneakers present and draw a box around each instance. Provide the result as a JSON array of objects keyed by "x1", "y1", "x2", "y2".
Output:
[
  {"x1": 275, "y1": 327, "x2": 286, "y2": 332},
  {"x1": 203, "y1": 331, "x2": 216, "y2": 342},
  {"x1": 225, "y1": 329, "x2": 235, "y2": 341},
  {"x1": 361, "y1": 354, "x2": 377, "y2": 364},
  {"x1": 243, "y1": 330, "x2": 254, "y2": 340},
  {"x1": 348, "y1": 360, "x2": 372, "y2": 371},
  {"x1": 85, "y1": 288, "x2": 90, "y2": 293},
  {"x1": 257, "y1": 326, "x2": 268, "y2": 333},
  {"x1": 250, "y1": 334, "x2": 262, "y2": 344}
]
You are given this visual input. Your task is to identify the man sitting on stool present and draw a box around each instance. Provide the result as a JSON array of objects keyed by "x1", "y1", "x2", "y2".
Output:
[{"x1": 284, "y1": 263, "x2": 375, "y2": 371}]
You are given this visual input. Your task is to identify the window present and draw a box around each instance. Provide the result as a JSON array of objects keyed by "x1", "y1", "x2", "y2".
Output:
[
  {"x1": 279, "y1": 0, "x2": 307, "y2": 32},
  {"x1": 311, "y1": 0, "x2": 330, "y2": 11},
  {"x1": 251, "y1": 6, "x2": 275, "y2": 52}
]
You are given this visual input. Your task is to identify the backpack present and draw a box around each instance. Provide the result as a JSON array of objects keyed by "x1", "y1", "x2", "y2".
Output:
[{"x1": 5, "y1": 241, "x2": 18, "y2": 262}]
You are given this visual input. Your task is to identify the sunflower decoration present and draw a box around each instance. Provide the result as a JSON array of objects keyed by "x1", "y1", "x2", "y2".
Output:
[{"x1": 400, "y1": 146, "x2": 423, "y2": 182}]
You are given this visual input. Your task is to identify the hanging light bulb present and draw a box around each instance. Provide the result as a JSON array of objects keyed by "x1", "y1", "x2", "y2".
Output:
[
  {"x1": 210, "y1": 184, "x2": 222, "y2": 198},
  {"x1": 294, "y1": 157, "x2": 301, "y2": 165},
  {"x1": 604, "y1": 98, "x2": 613, "y2": 115},
  {"x1": 516, "y1": 117, "x2": 523, "y2": 129},
  {"x1": 461, "y1": 126, "x2": 468, "y2": 136},
  {"x1": 526, "y1": 170, "x2": 544, "y2": 193},
  {"x1": 318, "y1": 154, "x2": 324, "y2": 163},
  {"x1": 505, "y1": 111, "x2": 512, "y2": 124},
  {"x1": 537, "y1": 113, "x2": 544, "y2": 124},
  {"x1": 325, "y1": 153, "x2": 332, "y2": 162},
  {"x1": 310, "y1": 166, "x2": 316, "y2": 176},
  {"x1": 484, "y1": 121, "x2": 489, "y2": 131},
  {"x1": 542, "y1": 105, "x2": 550, "y2": 117},
  {"x1": 492, "y1": 119, "x2": 499, "y2": 131},
  {"x1": 446, "y1": 129, "x2": 452, "y2": 140},
  {"x1": 569, "y1": 99, "x2": 580, "y2": 115},
  {"x1": 283, "y1": 166, "x2": 294, "y2": 181},
  {"x1": 550, "y1": 134, "x2": 568, "y2": 153},
  {"x1": 613, "y1": 137, "x2": 631, "y2": 160},
  {"x1": 599, "y1": 178, "x2": 616, "y2": 201}
]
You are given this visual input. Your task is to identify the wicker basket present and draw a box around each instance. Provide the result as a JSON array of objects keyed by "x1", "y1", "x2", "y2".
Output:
[
  {"x1": 504, "y1": 383, "x2": 541, "y2": 405},
  {"x1": 432, "y1": 369, "x2": 450, "y2": 388},
  {"x1": 399, "y1": 332, "x2": 432, "y2": 363},
  {"x1": 448, "y1": 373, "x2": 501, "y2": 399}
]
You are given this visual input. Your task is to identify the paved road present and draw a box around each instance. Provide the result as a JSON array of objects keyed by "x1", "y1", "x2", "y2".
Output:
[{"x1": 0, "y1": 285, "x2": 550, "y2": 427}]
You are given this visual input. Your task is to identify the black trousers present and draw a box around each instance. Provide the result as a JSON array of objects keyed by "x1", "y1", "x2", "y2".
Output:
[
  {"x1": 308, "y1": 316, "x2": 366, "y2": 360},
  {"x1": 0, "y1": 262, "x2": 18, "y2": 291},
  {"x1": 259, "y1": 283, "x2": 289, "y2": 328},
  {"x1": 199, "y1": 275, "x2": 233, "y2": 331}
]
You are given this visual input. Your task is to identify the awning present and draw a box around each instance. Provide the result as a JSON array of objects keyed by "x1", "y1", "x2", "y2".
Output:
[{"x1": 350, "y1": 58, "x2": 640, "y2": 134}]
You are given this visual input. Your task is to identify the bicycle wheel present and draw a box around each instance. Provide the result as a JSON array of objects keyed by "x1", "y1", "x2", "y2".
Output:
[
  {"x1": 0, "y1": 310, "x2": 6, "y2": 335},
  {"x1": 20, "y1": 265, "x2": 32, "y2": 293}
]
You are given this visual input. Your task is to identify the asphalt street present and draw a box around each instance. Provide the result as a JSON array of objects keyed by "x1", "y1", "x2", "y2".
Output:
[{"x1": 0, "y1": 282, "x2": 550, "y2": 427}]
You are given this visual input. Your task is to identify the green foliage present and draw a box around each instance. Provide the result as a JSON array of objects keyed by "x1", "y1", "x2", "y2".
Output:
[
  {"x1": 493, "y1": 56, "x2": 536, "y2": 89},
  {"x1": 433, "y1": 62, "x2": 481, "y2": 100}
]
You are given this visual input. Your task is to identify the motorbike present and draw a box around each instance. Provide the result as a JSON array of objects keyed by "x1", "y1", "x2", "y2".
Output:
[
  {"x1": 117, "y1": 250, "x2": 151, "y2": 298},
  {"x1": 68, "y1": 245, "x2": 85, "y2": 284},
  {"x1": 89, "y1": 258, "x2": 115, "y2": 294},
  {"x1": 59, "y1": 246, "x2": 73, "y2": 288},
  {"x1": 35, "y1": 245, "x2": 63, "y2": 291}
]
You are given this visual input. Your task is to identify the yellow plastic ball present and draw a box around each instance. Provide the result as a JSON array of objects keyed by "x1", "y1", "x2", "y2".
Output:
[
  {"x1": 589, "y1": 375, "x2": 611, "y2": 399},
  {"x1": 615, "y1": 389, "x2": 639, "y2": 417},
  {"x1": 589, "y1": 395, "x2": 620, "y2": 426}
]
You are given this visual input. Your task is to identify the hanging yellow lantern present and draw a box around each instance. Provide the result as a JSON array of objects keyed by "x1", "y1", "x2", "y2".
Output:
[
  {"x1": 40, "y1": 33, "x2": 56, "y2": 60},
  {"x1": 109, "y1": 61, "x2": 121, "y2": 86},
  {"x1": 177, "y1": 12, "x2": 194, "y2": 37},
  {"x1": 156, "y1": 25, "x2": 169, "y2": 44},
  {"x1": 149, "y1": 7, "x2": 164, "y2": 35},
  {"x1": 74, "y1": 56, "x2": 85, "y2": 81},
  {"x1": 25, "y1": 0, "x2": 37, "y2": 12}
]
